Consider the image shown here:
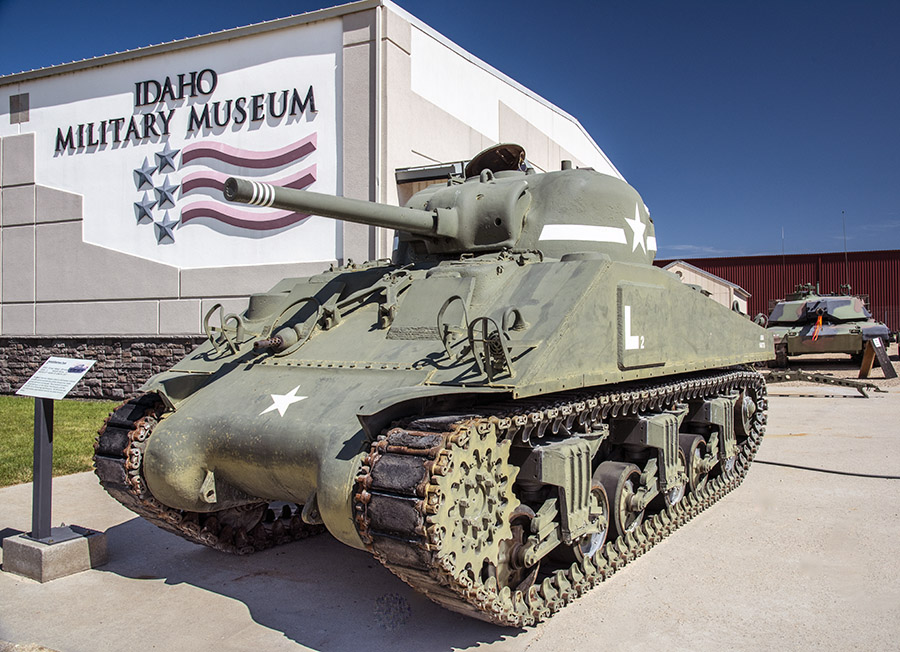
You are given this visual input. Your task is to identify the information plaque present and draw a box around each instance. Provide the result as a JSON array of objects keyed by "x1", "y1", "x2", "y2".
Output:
[
  {"x1": 15, "y1": 356, "x2": 97, "y2": 542},
  {"x1": 16, "y1": 357, "x2": 96, "y2": 400}
]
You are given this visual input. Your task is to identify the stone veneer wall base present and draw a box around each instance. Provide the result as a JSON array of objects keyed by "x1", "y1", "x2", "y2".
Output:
[{"x1": 0, "y1": 336, "x2": 206, "y2": 400}]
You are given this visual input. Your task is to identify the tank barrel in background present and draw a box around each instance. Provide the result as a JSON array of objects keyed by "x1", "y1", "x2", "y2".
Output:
[{"x1": 223, "y1": 177, "x2": 444, "y2": 237}]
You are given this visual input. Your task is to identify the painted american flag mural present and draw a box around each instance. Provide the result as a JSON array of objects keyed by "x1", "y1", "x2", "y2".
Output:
[{"x1": 133, "y1": 134, "x2": 317, "y2": 244}]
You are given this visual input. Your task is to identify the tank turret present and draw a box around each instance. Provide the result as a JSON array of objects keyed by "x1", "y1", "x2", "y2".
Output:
[{"x1": 224, "y1": 147, "x2": 656, "y2": 264}]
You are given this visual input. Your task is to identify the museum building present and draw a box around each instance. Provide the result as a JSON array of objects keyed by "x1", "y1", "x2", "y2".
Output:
[{"x1": 0, "y1": 0, "x2": 623, "y2": 397}]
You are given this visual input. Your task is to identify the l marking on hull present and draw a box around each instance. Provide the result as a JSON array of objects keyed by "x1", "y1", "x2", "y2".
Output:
[{"x1": 624, "y1": 305, "x2": 645, "y2": 350}]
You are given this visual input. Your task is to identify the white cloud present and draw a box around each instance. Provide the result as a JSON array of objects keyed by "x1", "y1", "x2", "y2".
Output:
[{"x1": 658, "y1": 244, "x2": 745, "y2": 257}]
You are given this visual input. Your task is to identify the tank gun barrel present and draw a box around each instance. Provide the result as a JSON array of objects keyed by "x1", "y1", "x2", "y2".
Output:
[{"x1": 224, "y1": 177, "x2": 458, "y2": 238}]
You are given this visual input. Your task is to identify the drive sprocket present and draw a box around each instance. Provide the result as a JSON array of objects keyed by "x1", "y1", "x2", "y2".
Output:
[{"x1": 428, "y1": 420, "x2": 520, "y2": 587}]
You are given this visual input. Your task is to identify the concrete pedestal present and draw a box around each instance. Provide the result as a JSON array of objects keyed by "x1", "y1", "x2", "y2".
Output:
[{"x1": 2, "y1": 525, "x2": 107, "y2": 582}]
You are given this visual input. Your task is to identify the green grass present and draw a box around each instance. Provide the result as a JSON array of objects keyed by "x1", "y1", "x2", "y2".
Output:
[{"x1": 0, "y1": 395, "x2": 120, "y2": 488}]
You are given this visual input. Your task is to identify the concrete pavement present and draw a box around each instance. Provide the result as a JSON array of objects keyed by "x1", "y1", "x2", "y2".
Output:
[{"x1": 2, "y1": 386, "x2": 899, "y2": 652}]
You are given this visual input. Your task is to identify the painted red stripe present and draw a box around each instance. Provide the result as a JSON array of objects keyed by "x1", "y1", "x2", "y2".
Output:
[
  {"x1": 181, "y1": 133, "x2": 317, "y2": 169},
  {"x1": 181, "y1": 165, "x2": 317, "y2": 194},
  {"x1": 180, "y1": 201, "x2": 310, "y2": 231}
]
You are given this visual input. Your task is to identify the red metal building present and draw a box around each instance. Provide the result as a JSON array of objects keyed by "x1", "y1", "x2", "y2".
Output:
[{"x1": 655, "y1": 249, "x2": 900, "y2": 332}]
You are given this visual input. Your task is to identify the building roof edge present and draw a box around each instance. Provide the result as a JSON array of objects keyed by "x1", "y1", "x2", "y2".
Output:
[
  {"x1": 382, "y1": 1, "x2": 622, "y2": 179},
  {"x1": 0, "y1": 0, "x2": 383, "y2": 86}
]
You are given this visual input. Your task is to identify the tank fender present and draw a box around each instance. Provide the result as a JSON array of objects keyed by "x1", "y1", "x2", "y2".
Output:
[
  {"x1": 140, "y1": 370, "x2": 213, "y2": 409},
  {"x1": 357, "y1": 385, "x2": 511, "y2": 437}
]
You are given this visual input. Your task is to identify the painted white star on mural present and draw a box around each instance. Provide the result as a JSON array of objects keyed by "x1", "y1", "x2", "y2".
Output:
[
  {"x1": 259, "y1": 385, "x2": 308, "y2": 417},
  {"x1": 624, "y1": 203, "x2": 647, "y2": 253}
]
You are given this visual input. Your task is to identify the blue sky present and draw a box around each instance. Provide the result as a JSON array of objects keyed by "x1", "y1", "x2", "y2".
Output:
[{"x1": 1, "y1": 0, "x2": 898, "y2": 259}]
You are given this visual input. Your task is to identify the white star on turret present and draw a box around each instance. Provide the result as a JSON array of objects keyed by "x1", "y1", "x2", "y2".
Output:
[
  {"x1": 624, "y1": 203, "x2": 647, "y2": 253},
  {"x1": 260, "y1": 386, "x2": 307, "y2": 417}
]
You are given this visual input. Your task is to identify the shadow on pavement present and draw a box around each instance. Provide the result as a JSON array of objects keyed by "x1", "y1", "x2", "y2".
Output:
[
  {"x1": 0, "y1": 528, "x2": 25, "y2": 550},
  {"x1": 0, "y1": 528, "x2": 25, "y2": 540},
  {"x1": 96, "y1": 516, "x2": 516, "y2": 651}
]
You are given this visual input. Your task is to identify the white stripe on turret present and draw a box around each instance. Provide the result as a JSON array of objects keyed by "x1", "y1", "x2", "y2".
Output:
[{"x1": 539, "y1": 224, "x2": 627, "y2": 244}]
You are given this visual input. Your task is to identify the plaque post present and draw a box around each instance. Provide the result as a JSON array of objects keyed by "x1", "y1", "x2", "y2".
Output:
[{"x1": 32, "y1": 397, "x2": 55, "y2": 541}]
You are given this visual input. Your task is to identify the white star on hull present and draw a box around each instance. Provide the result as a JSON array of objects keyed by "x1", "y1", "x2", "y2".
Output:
[{"x1": 260, "y1": 385, "x2": 308, "y2": 417}]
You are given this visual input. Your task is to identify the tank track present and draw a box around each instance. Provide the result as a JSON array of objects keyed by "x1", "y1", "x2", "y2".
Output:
[
  {"x1": 93, "y1": 393, "x2": 324, "y2": 554},
  {"x1": 353, "y1": 368, "x2": 767, "y2": 626}
]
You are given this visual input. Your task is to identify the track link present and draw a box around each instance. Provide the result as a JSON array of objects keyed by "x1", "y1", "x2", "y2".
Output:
[
  {"x1": 93, "y1": 393, "x2": 324, "y2": 554},
  {"x1": 353, "y1": 368, "x2": 767, "y2": 626}
]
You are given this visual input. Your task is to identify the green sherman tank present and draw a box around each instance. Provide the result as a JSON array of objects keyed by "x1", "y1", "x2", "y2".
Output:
[
  {"x1": 765, "y1": 283, "x2": 890, "y2": 367},
  {"x1": 94, "y1": 144, "x2": 773, "y2": 626}
]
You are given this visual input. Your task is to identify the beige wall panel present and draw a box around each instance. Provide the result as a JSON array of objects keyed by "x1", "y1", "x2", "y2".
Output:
[
  {"x1": 343, "y1": 222, "x2": 373, "y2": 263},
  {"x1": 34, "y1": 222, "x2": 179, "y2": 302},
  {"x1": 342, "y1": 37, "x2": 375, "y2": 263},
  {"x1": 1, "y1": 186, "x2": 35, "y2": 226},
  {"x1": 2, "y1": 225, "x2": 35, "y2": 302},
  {"x1": 548, "y1": 141, "x2": 562, "y2": 173},
  {"x1": 546, "y1": 143, "x2": 577, "y2": 173},
  {"x1": 180, "y1": 260, "x2": 334, "y2": 298},
  {"x1": 35, "y1": 301, "x2": 159, "y2": 336},
  {"x1": 498, "y1": 102, "x2": 580, "y2": 173},
  {"x1": 342, "y1": 9, "x2": 375, "y2": 46},
  {"x1": 381, "y1": 37, "x2": 487, "y2": 193},
  {"x1": 1, "y1": 303, "x2": 34, "y2": 335},
  {"x1": 403, "y1": 94, "x2": 492, "y2": 168},
  {"x1": 35, "y1": 185, "x2": 83, "y2": 224},
  {"x1": 383, "y1": 41, "x2": 412, "y2": 208},
  {"x1": 382, "y1": 35, "x2": 434, "y2": 258},
  {"x1": 1, "y1": 133, "x2": 35, "y2": 186},
  {"x1": 342, "y1": 41, "x2": 373, "y2": 191},
  {"x1": 159, "y1": 299, "x2": 201, "y2": 335},
  {"x1": 498, "y1": 102, "x2": 551, "y2": 172},
  {"x1": 385, "y1": 7, "x2": 411, "y2": 54}
]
